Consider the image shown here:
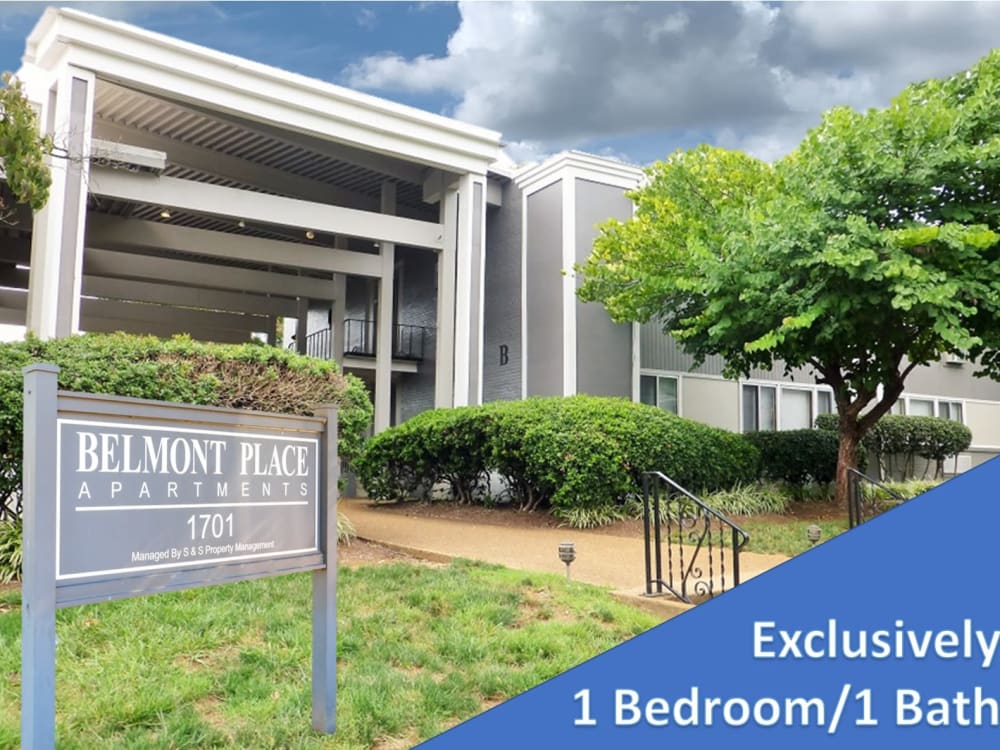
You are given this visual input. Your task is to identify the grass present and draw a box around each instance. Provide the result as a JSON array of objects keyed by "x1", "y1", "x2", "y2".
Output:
[
  {"x1": 738, "y1": 518, "x2": 850, "y2": 556},
  {"x1": 0, "y1": 560, "x2": 657, "y2": 749}
]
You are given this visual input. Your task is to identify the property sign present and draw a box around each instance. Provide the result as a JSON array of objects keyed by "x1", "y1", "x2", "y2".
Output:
[
  {"x1": 57, "y1": 419, "x2": 319, "y2": 580},
  {"x1": 21, "y1": 364, "x2": 339, "y2": 748}
]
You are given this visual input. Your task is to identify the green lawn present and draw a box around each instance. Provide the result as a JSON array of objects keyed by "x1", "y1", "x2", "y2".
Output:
[
  {"x1": 740, "y1": 518, "x2": 850, "y2": 556},
  {"x1": 0, "y1": 560, "x2": 657, "y2": 749}
]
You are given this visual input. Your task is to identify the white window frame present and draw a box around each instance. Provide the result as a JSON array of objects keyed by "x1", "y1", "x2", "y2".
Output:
[
  {"x1": 739, "y1": 379, "x2": 835, "y2": 433},
  {"x1": 638, "y1": 369, "x2": 683, "y2": 416},
  {"x1": 895, "y1": 393, "x2": 967, "y2": 424}
]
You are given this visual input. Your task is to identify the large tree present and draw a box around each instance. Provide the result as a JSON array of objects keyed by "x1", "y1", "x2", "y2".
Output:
[
  {"x1": 577, "y1": 50, "x2": 1000, "y2": 508},
  {"x1": 0, "y1": 71, "x2": 52, "y2": 224}
]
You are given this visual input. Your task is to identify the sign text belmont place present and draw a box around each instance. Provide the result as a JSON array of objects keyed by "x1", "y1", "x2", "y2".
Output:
[
  {"x1": 21, "y1": 364, "x2": 339, "y2": 748},
  {"x1": 60, "y1": 418, "x2": 319, "y2": 579}
]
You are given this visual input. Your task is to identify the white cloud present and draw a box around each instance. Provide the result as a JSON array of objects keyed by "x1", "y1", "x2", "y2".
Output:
[{"x1": 344, "y1": 1, "x2": 1000, "y2": 164}]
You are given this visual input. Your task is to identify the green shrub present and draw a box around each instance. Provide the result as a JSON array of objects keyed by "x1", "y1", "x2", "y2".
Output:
[
  {"x1": 814, "y1": 413, "x2": 839, "y2": 432},
  {"x1": 354, "y1": 405, "x2": 496, "y2": 503},
  {"x1": 745, "y1": 429, "x2": 839, "y2": 486},
  {"x1": 816, "y1": 412, "x2": 971, "y2": 480},
  {"x1": 699, "y1": 482, "x2": 791, "y2": 516},
  {"x1": 0, "y1": 519, "x2": 22, "y2": 583},
  {"x1": 0, "y1": 333, "x2": 373, "y2": 524},
  {"x1": 554, "y1": 503, "x2": 632, "y2": 529},
  {"x1": 865, "y1": 416, "x2": 971, "y2": 479},
  {"x1": 861, "y1": 479, "x2": 941, "y2": 507},
  {"x1": 356, "y1": 396, "x2": 760, "y2": 527}
]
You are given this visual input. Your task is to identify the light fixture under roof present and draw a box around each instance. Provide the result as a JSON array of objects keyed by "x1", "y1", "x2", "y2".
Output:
[
  {"x1": 305, "y1": 230, "x2": 316, "y2": 240},
  {"x1": 237, "y1": 220, "x2": 246, "y2": 228},
  {"x1": 159, "y1": 208, "x2": 171, "y2": 219}
]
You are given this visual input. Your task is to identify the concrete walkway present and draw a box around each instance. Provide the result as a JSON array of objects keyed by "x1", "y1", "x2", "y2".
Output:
[{"x1": 340, "y1": 498, "x2": 790, "y2": 619}]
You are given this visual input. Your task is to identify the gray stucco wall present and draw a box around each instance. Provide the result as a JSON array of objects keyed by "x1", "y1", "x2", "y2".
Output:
[
  {"x1": 483, "y1": 181, "x2": 523, "y2": 402},
  {"x1": 395, "y1": 246, "x2": 438, "y2": 423},
  {"x1": 525, "y1": 182, "x2": 564, "y2": 397},
  {"x1": 575, "y1": 178, "x2": 632, "y2": 397}
]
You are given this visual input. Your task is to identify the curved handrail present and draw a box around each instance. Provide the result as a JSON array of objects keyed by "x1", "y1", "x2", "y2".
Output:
[
  {"x1": 643, "y1": 470, "x2": 750, "y2": 550},
  {"x1": 846, "y1": 466, "x2": 904, "y2": 528},
  {"x1": 641, "y1": 471, "x2": 750, "y2": 603}
]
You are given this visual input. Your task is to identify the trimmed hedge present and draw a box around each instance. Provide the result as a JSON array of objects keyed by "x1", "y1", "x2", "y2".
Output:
[
  {"x1": 745, "y1": 429, "x2": 839, "y2": 485},
  {"x1": 815, "y1": 412, "x2": 971, "y2": 479},
  {"x1": 0, "y1": 333, "x2": 373, "y2": 523},
  {"x1": 354, "y1": 396, "x2": 760, "y2": 525}
]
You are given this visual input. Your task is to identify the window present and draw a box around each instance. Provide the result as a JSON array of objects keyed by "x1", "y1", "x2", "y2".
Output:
[
  {"x1": 896, "y1": 395, "x2": 965, "y2": 423},
  {"x1": 780, "y1": 388, "x2": 813, "y2": 430},
  {"x1": 743, "y1": 382, "x2": 833, "y2": 432},
  {"x1": 640, "y1": 374, "x2": 678, "y2": 414},
  {"x1": 742, "y1": 384, "x2": 776, "y2": 432},
  {"x1": 938, "y1": 401, "x2": 963, "y2": 422},
  {"x1": 817, "y1": 391, "x2": 833, "y2": 416}
]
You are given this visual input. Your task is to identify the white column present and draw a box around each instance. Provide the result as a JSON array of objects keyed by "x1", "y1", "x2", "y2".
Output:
[
  {"x1": 561, "y1": 174, "x2": 577, "y2": 396},
  {"x1": 631, "y1": 322, "x2": 641, "y2": 402},
  {"x1": 452, "y1": 174, "x2": 486, "y2": 406},
  {"x1": 26, "y1": 66, "x2": 95, "y2": 339},
  {"x1": 434, "y1": 187, "x2": 458, "y2": 408},
  {"x1": 374, "y1": 183, "x2": 396, "y2": 433}
]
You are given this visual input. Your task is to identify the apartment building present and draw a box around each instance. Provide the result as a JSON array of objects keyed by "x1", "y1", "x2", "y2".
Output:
[{"x1": 7, "y1": 8, "x2": 1000, "y2": 470}]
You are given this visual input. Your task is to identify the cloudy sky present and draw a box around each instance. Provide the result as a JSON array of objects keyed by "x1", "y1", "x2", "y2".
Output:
[{"x1": 2, "y1": 1, "x2": 1000, "y2": 166}]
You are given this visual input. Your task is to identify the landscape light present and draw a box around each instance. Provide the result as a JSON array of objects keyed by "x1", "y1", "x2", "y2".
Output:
[
  {"x1": 558, "y1": 541, "x2": 576, "y2": 580},
  {"x1": 807, "y1": 524, "x2": 822, "y2": 545}
]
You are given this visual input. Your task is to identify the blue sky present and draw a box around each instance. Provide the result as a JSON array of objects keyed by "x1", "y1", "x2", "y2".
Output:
[{"x1": 3, "y1": 2, "x2": 1000, "y2": 166}]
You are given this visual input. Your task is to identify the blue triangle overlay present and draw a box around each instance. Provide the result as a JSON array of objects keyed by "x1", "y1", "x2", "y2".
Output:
[{"x1": 417, "y1": 457, "x2": 1000, "y2": 748}]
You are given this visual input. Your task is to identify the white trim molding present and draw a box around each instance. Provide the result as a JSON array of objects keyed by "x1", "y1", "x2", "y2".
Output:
[
  {"x1": 22, "y1": 8, "x2": 501, "y2": 175},
  {"x1": 514, "y1": 150, "x2": 643, "y2": 196},
  {"x1": 561, "y1": 174, "x2": 577, "y2": 396}
]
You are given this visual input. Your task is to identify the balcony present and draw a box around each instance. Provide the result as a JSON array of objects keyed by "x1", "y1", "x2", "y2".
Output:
[{"x1": 304, "y1": 319, "x2": 430, "y2": 362}]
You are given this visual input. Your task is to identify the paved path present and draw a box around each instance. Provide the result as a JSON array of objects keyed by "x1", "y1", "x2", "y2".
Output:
[{"x1": 340, "y1": 498, "x2": 789, "y2": 619}]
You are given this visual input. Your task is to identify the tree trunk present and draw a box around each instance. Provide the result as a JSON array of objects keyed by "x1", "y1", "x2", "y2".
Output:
[{"x1": 834, "y1": 426, "x2": 862, "y2": 510}]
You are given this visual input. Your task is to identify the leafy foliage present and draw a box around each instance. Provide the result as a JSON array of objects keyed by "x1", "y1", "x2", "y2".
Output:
[
  {"x1": 0, "y1": 333, "x2": 373, "y2": 524},
  {"x1": 817, "y1": 413, "x2": 971, "y2": 479},
  {"x1": 577, "y1": 49, "x2": 1000, "y2": 507},
  {"x1": 0, "y1": 72, "x2": 53, "y2": 222},
  {"x1": 0, "y1": 518, "x2": 22, "y2": 583},
  {"x1": 865, "y1": 416, "x2": 971, "y2": 479},
  {"x1": 354, "y1": 396, "x2": 760, "y2": 527},
  {"x1": 745, "y1": 429, "x2": 840, "y2": 486},
  {"x1": 861, "y1": 479, "x2": 941, "y2": 507},
  {"x1": 697, "y1": 482, "x2": 791, "y2": 517}
]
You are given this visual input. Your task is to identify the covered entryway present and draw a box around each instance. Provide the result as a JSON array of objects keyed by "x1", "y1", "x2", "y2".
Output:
[{"x1": 8, "y1": 8, "x2": 501, "y2": 431}]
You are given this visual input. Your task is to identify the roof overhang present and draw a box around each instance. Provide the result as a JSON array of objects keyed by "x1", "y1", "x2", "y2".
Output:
[
  {"x1": 20, "y1": 7, "x2": 501, "y2": 176},
  {"x1": 514, "y1": 150, "x2": 645, "y2": 194}
]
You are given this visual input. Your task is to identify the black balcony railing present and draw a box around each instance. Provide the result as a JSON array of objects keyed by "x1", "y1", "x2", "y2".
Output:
[{"x1": 303, "y1": 320, "x2": 429, "y2": 362}]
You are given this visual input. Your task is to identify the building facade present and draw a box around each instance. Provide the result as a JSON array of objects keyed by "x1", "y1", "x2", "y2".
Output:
[{"x1": 7, "y1": 9, "x2": 1000, "y2": 471}]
